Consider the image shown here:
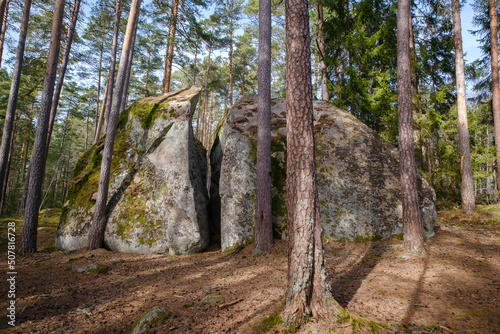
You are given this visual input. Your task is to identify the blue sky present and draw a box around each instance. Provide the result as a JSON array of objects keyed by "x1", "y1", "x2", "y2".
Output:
[{"x1": 463, "y1": 1, "x2": 483, "y2": 65}]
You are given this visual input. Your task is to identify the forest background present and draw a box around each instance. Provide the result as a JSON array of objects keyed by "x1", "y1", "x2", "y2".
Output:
[{"x1": 0, "y1": 0, "x2": 498, "y2": 215}]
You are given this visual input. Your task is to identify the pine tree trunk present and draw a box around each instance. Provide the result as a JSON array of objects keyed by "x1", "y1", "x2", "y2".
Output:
[
  {"x1": 200, "y1": 47, "x2": 212, "y2": 144},
  {"x1": 317, "y1": 3, "x2": 329, "y2": 100},
  {"x1": 192, "y1": 40, "x2": 198, "y2": 84},
  {"x1": 489, "y1": 0, "x2": 500, "y2": 191},
  {"x1": 145, "y1": 51, "x2": 151, "y2": 97},
  {"x1": 0, "y1": 115, "x2": 16, "y2": 214},
  {"x1": 229, "y1": 0, "x2": 234, "y2": 106},
  {"x1": 94, "y1": 42, "x2": 104, "y2": 139},
  {"x1": 17, "y1": 112, "x2": 32, "y2": 215},
  {"x1": 163, "y1": 0, "x2": 179, "y2": 94},
  {"x1": 22, "y1": 0, "x2": 66, "y2": 253},
  {"x1": 452, "y1": 0, "x2": 475, "y2": 212},
  {"x1": 120, "y1": 20, "x2": 138, "y2": 113},
  {"x1": 282, "y1": 0, "x2": 342, "y2": 326},
  {"x1": 0, "y1": 0, "x2": 31, "y2": 210},
  {"x1": 46, "y1": 0, "x2": 81, "y2": 150},
  {"x1": 88, "y1": 0, "x2": 142, "y2": 250},
  {"x1": 397, "y1": 0, "x2": 425, "y2": 254},
  {"x1": 96, "y1": 75, "x2": 109, "y2": 141},
  {"x1": 0, "y1": 0, "x2": 10, "y2": 68},
  {"x1": 95, "y1": 0, "x2": 121, "y2": 142},
  {"x1": 254, "y1": 0, "x2": 273, "y2": 255}
]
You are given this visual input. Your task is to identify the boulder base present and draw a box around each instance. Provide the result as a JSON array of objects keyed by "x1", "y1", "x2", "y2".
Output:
[
  {"x1": 210, "y1": 96, "x2": 436, "y2": 252},
  {"x1": 56, "y1": 86, "x2": 209, "y2": 255}
]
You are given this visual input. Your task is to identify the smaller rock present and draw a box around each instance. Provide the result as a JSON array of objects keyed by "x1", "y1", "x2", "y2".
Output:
[
  {"x1": 77, "y1": 307, "x2": 91, "y2": 316},
  {"x1": 71, "y1": 263, "x2": 108, "y2": 274},
  {"x1": 130, "y1": 306, "x2": 171, "y2": 334},
  {"x1": 201, "y1": 294, "x2": 223, "y2": 304}
]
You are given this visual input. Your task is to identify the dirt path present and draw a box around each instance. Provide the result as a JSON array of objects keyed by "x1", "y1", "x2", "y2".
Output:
[{"x1": 1, "y1": 208, "x2": 499, "y2": 333}]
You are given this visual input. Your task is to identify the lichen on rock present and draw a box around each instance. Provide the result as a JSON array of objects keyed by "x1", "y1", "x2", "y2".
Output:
[
  {"x1": 56, "y1": 86, "x2": 210, "y2": 255},
  {"x1": 210, "y1": 96, "x2": 437, "y2": 252}
]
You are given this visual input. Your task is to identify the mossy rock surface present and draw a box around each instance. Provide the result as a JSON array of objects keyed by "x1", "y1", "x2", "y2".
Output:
[
  {"x1": 56, "y1": 86, "x2": 210, "y2": 255},
  {"x1": 130, "y1": 306, "x2": 171, "y2": 334},
  {"x1": 210, "y1": 96, "x2": 436, "y2": 251},
  {"x1": 201, "y1": 294, "x2": 223, "y2": 304}
]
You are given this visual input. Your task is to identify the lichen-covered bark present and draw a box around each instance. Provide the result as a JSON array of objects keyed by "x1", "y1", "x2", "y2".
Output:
[
  {"x1": 397, "y1": 0, "x2": 425, "y2": 254},
  {"x1": 282, "y1": 0, "x2": 341, "y2": 326}
]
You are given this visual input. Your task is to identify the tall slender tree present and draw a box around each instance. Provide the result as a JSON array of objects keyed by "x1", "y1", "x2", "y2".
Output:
[
  {"x1": 47, "y1": 0, "x2": 82, "y2": 149},
  {"x1": 21, "y1": 0, "x2": 66, "y2": 253},
  {"x1": 397, "y1": 0, "x2": 425, "y2": 254},
  {"x1": 317, "y1": 2, "x2": 329, "y2": 100},
  {"x1": 88, "y1": 0, "x2": 142, "y2": 250},
  {"x1": 94, "y1": 0, "x2": 122, "y2": 142},
  {"x1": 0, "y1": 0, "x2": 8, "y2": 67},
  {"x1": 163, "y1": 0, "x2": 179, "y2": 94},
  {"x1": 489, "y1": 0, "x2": 500, "y2": 191},
  {"x1": 0, "y1": 0, "x2": 32, "y2": 210},
  {"x1": 254, "y1": 0, "x2": 273, "y2": 255},
  {"x1": 451, "y1": 0, "x2": 475, "y2": 212},
  {"x1": 120, "y1": 18, "x2": 138, "y2": 112},
  {"x1": 282, "y1": 0, "x2": 342, "y2": 326},
  {"x1": 0, "y1": 0, "x2": 11, "y2": 68}
]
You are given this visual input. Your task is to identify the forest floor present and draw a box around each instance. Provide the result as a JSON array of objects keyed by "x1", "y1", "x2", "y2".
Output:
[{"x1": 0, "y1": 205, "x2": 499, "y2": 334}]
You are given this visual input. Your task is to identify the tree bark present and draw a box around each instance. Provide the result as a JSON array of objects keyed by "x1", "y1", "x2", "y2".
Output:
[
  {"x1": 22, "y1": 0, "x2": 65, "y2": 253},
  {"x1": 120, "y1": 18, "x2": 138, "y2": 113},
  {"x1": 192, "y1": 39, "x2": 198, "y2": 84},
  {"x1": 163, "y1": 0, "x2": 179, "y2": 94},
  {"x1": 452, "y1": 0, "x2": 475, "y2": 212},
  {"x1": 200, "y1": 47, "x2": 212, "y2": 144},
  {"x1": 96, "y1": 74, "x2": 109, "y2": 141},
  {"x1": 46, "y1": 0, "x2": 81, "y2": 150},
  {"x1": 93, "y1": 41, "x2": 104, "y2": 140},
  {"x1": 88, "y1": 0, "x2": 142, "y2": 250},
  {"x1": 254, "y1": 0, "x2": 273, "y2": 255},
  {"x1": 95, "y1": 0, "x2": 122, "y2": 142},
  {"x1": 489, "y1": 0, "x2": 500, "y2": 191},
  {"x1": 229, "y1": 0, "x2": 234, "y2": 106},
  {"x1": 0, "y1": 0, "x2": 31, "y2": 210},
  {"x1": 282, "y1": 0, "x2": 342, "y2": 327},
  {"x1": 0, "y1": 0, "x2": 10, "y2": 68},
  {"x1": 397, "y1": 0, "x2": 425, "y2": 254},
  {"x1": 317, "y1": 3, "x2": 329, "y2": 100},
  {"x1": 145, "y1": 50, "x2": 151, "y2": 97},
  {"x1": 0, "y1": 114, "x2": 16, "y2": 214}
]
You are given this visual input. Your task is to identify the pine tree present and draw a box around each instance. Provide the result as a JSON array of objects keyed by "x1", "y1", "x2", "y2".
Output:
[
  {"x1": 254, "y1": 0, "x2": 273, "y2": 255},
  {"x1": 88, "y1": 0, "x2": 142, "y2": 250},
  {"x1": 397, "y1": 0, "x2": 425, "y2": 254},
  {"x1": 282, "y1": 0, "x2": 342, "y2": 326},
  {"x1": 21, "y1": 0, "x2": 66, "y2": 253},
  {"x1": 451, "y1": 0, "x2": 475, "y2": 211},
  {"x1": 0, "y1": 0, "x2": 32, "y2": 211},
  {"x1": 489, "y1": 0, "x2": 500, "y2": 191}
]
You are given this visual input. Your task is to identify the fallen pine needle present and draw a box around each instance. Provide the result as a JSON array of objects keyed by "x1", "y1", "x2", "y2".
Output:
[{"x1": 218, "y1": 298, "x2": 244, "y2": 308}]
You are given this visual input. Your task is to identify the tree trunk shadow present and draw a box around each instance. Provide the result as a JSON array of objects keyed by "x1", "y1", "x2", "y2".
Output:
[{"x1": 328, "y1": 241, "x2": 389, "y2": 307}]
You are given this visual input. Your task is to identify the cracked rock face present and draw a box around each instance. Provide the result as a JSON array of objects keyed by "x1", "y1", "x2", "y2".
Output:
[
  {"x1": 56, "y1": 86, "x2": 210, "y2": 255},
  {"x1": 211, "y1": 96, "x2": 436, "y2": 252}
]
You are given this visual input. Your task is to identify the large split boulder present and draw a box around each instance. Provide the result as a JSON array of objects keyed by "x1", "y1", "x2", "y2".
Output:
[
  {"x1": 56, "y1": 86, "x2": 210, "y2": 255},
  {"x1": 210, "y1": 96, "x2": 436, "y2": 252}
]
